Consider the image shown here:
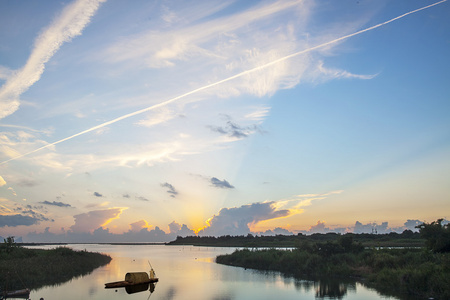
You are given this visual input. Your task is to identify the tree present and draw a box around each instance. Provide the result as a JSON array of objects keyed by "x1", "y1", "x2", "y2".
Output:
[
  {"x1": 416, "y1": 219, "x2": 450, "y2": 253},
  {"x1": 3, "y1": 236, "x2": 17, "y2": 253}
]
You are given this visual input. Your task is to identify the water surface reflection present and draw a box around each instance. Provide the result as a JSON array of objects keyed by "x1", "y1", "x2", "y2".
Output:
[{"x1": 27, "y1": 244, "x2": 396, "y2": 300}]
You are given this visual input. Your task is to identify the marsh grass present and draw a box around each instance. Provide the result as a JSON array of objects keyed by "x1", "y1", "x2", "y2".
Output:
[
  {"x1": 0, "y1": 246, "x2": 111, "y2": 291},
  {"x1": 216, "y1": 245, "x2": 450, "y2": 299}
]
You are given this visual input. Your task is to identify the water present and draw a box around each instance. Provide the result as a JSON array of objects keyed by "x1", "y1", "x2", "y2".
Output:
[{"x1": 26, "y1": 244, "x2": 397, "y2": 300}]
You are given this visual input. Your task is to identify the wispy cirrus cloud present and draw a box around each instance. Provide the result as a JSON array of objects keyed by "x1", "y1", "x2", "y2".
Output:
[
  {"x1": 0, "y1": 0, "x2": 105, "y2": 120},
  {"x1": 105, "y1": 0, "x2": 303, "y2": 68},
  {"x1": 1, "y1": 0, "x2": 443, "y2": 170}
]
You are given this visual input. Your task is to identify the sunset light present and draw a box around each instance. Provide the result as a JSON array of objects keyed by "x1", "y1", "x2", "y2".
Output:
[{"x1": 0, "y1": 0, "x2": 449, "y2": 243}]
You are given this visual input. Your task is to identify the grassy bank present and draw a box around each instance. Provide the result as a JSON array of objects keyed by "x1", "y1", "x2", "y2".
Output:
[
  {"x1": 0, "y1": 245, "x2": 111, "y2": 291},
  {"x1": 216, "y1": 245, "x2": 449, "y2": 299}
]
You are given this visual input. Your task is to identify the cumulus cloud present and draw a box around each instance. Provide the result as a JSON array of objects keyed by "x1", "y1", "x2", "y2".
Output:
[
  {"x1": 168, "y1": 221, "x2": 195, "y2": 237},
  {"x1": 40, "y1": 200, "x2": 72, "y2": 208},
  {"x1": 263, "y1": 227, "x2": 293, "y2": 236},
  {"x1": 0, "y1": 0, "x2": 105, "y2": 119},
  {"x1": 0, "y1": 176, "x2": 6, "y2": 187},
  {"x1": 352, "y1": 221, "x2": 389, "y2": 234},
  {"x1": 70, "y1": 208, "x2": 125, "y2": 233},
  {"x1": 161, "y1": 182, "x2": 178, "y2": 197},
  {"x1": 24, "y1": 221, "x2": 195, "y2": 243},
  {"x1": 404, "y1": 219, "x2": 422, "y2": 231},
  {"x1": 198, "y1": 201, "x2": 290, "y2": 236},
  {"x1": 129, "y1": 220, "x2": 150, "y2": 232},
  {"x1": 210, "y1": 177, "x2": 234, "y2": 189},
  {"x1": 307, "y1": 220, "x2": 331, "y2": 234}
]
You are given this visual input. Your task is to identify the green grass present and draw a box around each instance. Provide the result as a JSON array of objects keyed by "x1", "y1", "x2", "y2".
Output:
[
  {"x1": 0, "y1": 246, "x2": 111, "y2": 291},
  {"x1": 216, "y1": 246, "x2": 450, "y2": 299}
]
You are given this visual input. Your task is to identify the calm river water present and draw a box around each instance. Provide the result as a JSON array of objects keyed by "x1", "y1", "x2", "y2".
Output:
[{"x1": 27, "y1": 244, "x2": 397, "y2": 300}]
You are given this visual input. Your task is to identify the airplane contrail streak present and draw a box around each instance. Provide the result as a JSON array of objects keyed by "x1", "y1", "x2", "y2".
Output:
[{"x1": 1, "y1": 0, "x2": 446, "y2": 166}]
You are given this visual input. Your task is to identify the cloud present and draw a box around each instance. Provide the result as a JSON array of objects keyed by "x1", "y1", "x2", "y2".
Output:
[
  {"x1": 136, "y1": 196, "x2": 149, "y2": 202},
  {"x1": 105, "y1": 0, "x2": 303, "y2": 68},
  {"x1": 93, "y1": 192, "x2": 103, "y2": 197},
  {"x1": 129, "y1": 220, "x2": 150, "y2": 232},
  {"x1": 0, "y1": 66, "x2": 14, "y2": 80},
  {"x1": 24, "y1": 220, "x2": 196, "y2": 243},
  {"x1": 70, "y1": 208, "x2": 126, "y2": 233},
  {"x1": 8, "y1": 187, "x2": 17, "y2": 196},
  {"x1": 168, "y1": 221, "x2": 195, "y2": 237},
  {"x1": 307, "y1": 220, "x2": 331, "y2": 234},
  {"x1": 0, "y1": 214, "x2": 43, "y2": 227},
  {"x1": 245, "y1": 107, "x2": 271, "y2": 122},
  {"x1": 136, "y1": 107, "x2": 178, "y2": 128},
  {"x1": 0, "y1": 204, "x2": 50, "y2": 227},
  {"x1": 208, "y1": 120, "x2": 261, "y2": 139},
  {"x1": 210, "y1": 177, "x2": 234, "y2": 189},
  {"x1": 0, "y1": 0, "x2": 105, "y2": 119},
  {"x1": 403, "y1": 219, "x2": 422, "y2": 230},
  {"x1": 263, "y1": 227, "x2": 294, "y2": 236},
  {"x1": 0, "y1": 176, "x2": 6, "y2": 187},
  {"x1": 317, "y1": 61, "x2": 377, "y2": 81},
  {"x1": 352, "y1": 221, "x2": 390, "y2": 234},
  {"x1": 1, "y1": 1, "x2": 445, "y2": 165},
  {"x1": 40, "y1": 201, "x2": 72, "y2": 208},
  {"x1": 17, "y1": 179, "x2": 39, "y2": 187},
  {"x1": 161, "y1": 182, "x2": 178, "y2": 197},
  {"x1": 198, "y1": 201, "x2": 290, "y2": 236}
]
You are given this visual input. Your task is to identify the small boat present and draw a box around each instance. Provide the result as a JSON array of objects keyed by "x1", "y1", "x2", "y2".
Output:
[
  {"x1": 105, "y1": 277, "x2": 158, "y2": 288},
  {"x1": 2, "y1": 288, "x2": 30, "y2": 299},
  {"x1": 105, "y1": 268, "x2": 158, "y2": 289}
]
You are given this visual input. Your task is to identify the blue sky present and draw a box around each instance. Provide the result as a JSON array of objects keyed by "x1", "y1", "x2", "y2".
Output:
[{"x1": 0, "y1": 0, "x2": 449, "y2": 242}]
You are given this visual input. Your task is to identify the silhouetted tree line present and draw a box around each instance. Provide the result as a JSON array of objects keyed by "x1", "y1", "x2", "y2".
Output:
[{"x1": 168, "y1": 229, "x2": 423, "y2": 247}]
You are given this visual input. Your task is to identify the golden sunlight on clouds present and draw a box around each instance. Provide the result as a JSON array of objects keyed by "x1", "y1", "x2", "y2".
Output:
[
  {"x1": 70, "y1": 207, "x2": 127, "y2": 233},
  {"x1": 129, "y1": 219, "x2": 151, "y2": 232}
]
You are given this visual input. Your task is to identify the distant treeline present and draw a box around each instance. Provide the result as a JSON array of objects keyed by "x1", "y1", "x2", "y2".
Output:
[{"x1": 168, "y1": 230, "x2": 424, "y2": 248}]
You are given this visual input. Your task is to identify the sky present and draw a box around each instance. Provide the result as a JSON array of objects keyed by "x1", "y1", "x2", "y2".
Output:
[{"x1": 0, "y1": 0, "x2": 449, "y2": 242}]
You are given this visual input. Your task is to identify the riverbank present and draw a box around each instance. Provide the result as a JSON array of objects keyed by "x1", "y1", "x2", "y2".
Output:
[
  {"x1": 216, "y1": 246, "x2": 449, "y2": 299},
  {"x1": 0, "y1": 245, "x2": 111, "y2": 291}
]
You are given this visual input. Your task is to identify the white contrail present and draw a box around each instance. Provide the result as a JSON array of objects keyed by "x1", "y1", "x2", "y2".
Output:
[
  {"x1": 0, "y1": 0, "x2": 446, "y2": 166},
  {"x1": 0, "y1": 0, "x2": 106, "y2": 120}
]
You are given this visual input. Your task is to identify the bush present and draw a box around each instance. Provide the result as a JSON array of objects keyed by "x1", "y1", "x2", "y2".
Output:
[{"x1": 416, "y1": 218, "x2": 450, "y2": 253}]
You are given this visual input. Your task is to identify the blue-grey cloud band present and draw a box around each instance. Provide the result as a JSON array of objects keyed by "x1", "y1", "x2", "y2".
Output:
[{"x1": 1, "y1": 0, "x2": 446, "y2": 166}]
